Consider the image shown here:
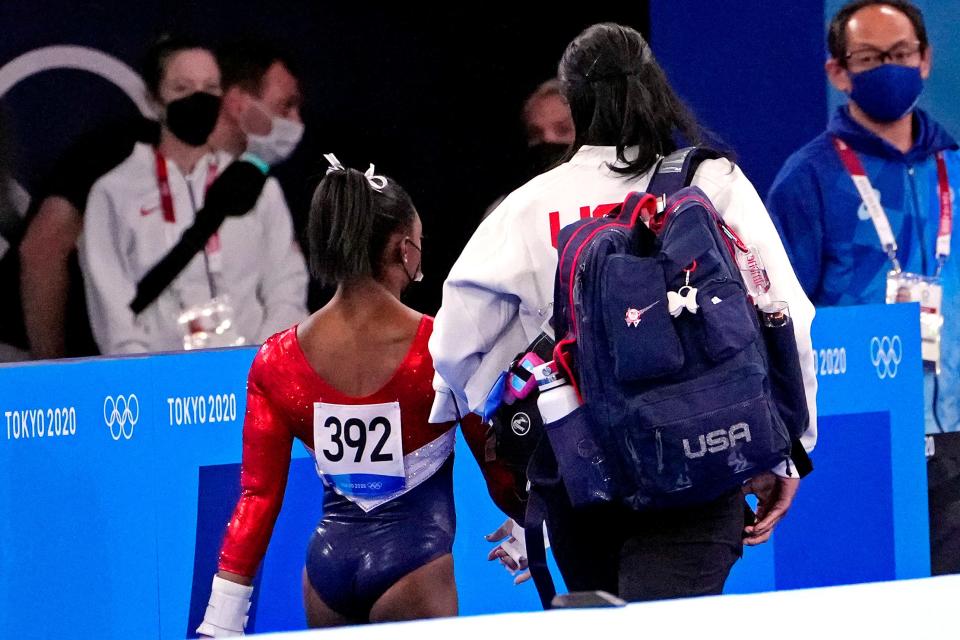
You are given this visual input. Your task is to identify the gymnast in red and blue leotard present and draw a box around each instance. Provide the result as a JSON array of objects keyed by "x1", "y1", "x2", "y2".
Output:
[{"x1": 197, "y1": 158, "x2": 521, "y2": 636}]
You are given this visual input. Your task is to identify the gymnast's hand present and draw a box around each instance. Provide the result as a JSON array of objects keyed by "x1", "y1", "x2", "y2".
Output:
[{"x1": 486, "y1": 518, "x2": 531, "y2": 585}]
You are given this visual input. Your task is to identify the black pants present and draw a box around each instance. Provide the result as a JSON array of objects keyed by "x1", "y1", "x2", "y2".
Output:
[
  {"x1": 545, "y1": 484, "x2": 746, "y2": 602},
  {"x1": 928, "y1": 433, "x2": 960, "y2": 576}
]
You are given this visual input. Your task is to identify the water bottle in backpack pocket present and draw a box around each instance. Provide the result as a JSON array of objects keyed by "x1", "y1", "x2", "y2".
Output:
[{"x1": 536, "y1": 361, "x2": 616, "y2": 507}]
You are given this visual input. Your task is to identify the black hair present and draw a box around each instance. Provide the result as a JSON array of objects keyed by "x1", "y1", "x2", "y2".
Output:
[
  {"x1": 308, "y1": 168, "x2": 417, "y2": 286},
  {"x1": 141, "y1": 34, "x2": 212, "y2": 99},
  {"x1": 828, "y1": 0, "x2": 928, "y2": 66},
  {"x1": 216, "y1": 39, "x2": 299, "y2": 95},
  {"x1": 558, "y1": 22, "x2": 707, "y2": 177}
]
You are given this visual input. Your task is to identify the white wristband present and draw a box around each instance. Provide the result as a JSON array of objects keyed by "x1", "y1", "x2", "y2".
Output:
[{"x1": 196, "y1": 575, "x2": 254, "y2": 637}]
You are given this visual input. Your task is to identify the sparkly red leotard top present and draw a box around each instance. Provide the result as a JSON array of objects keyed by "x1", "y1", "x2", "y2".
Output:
[{"x1": 218, "y1": 316, "x2": 453, "y2": 577}]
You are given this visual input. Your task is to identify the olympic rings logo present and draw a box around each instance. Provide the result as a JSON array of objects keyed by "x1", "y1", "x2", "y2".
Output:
[
  {"x1": 104, "y1": 395, "x2": 139, "y2": 440},
  {"x1": 870, "y1": 336, "x2": 903, "y2": 380}
]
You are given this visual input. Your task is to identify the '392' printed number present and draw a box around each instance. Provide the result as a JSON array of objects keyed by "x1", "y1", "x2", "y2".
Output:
[{"x1": 321, "y1": 416, "x2": 395, "y2": 464}]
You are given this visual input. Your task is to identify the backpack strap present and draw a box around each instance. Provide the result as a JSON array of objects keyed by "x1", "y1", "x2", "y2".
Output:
[
  {"x1": 646, "y1": 146, "x2": 723, "y2": 198},
  {"x1": 525, "y1": 486, "x2": 556, "y2": 609},
  {"x1": 524, "y1": 438, "x2": 565, "y2": 609}
]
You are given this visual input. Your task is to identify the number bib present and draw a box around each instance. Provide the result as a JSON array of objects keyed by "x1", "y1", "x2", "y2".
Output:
[{"x1": 313, "y1": 401, "x2": 405, "y2": 498}]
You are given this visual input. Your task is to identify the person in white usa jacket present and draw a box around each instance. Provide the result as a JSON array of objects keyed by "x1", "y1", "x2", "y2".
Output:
[
  {"x1": 430, "y1": 23, "x2": 817, "y2": 601},
  {"x1": 79, "y1": 40, "x2": 307, "y2": 355}
]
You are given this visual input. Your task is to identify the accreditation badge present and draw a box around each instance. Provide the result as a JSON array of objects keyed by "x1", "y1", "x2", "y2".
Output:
[{"x1": 886, "y1": 271, "x2": 944, "y2": 373}]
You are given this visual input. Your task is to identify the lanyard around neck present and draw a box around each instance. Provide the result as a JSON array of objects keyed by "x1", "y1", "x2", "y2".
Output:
[
  {"x1": 833, "y1": 136, "x2": 952, "y2": 275},
  {"x1": 153, "y1": 148, "x2": 219, "y2": 223}
]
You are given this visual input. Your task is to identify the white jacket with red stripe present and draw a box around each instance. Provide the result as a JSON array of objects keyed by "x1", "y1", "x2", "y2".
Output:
[{"x1": 429, "y1": 145, "x2": 817, "y2": 472}]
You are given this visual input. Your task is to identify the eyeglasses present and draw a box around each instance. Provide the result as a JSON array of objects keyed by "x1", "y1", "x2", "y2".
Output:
[{"x1": 845, "y1": 41, "x2": 923, "y2": 71}]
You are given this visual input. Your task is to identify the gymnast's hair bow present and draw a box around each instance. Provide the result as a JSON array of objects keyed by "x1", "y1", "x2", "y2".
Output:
[{"x1": 323, "y1": 153, "x2": 387, "y2": 192}]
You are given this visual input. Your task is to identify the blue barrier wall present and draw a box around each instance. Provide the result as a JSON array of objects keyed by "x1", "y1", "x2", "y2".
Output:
[
  {"x1": 726, "y1": 303, "x2": 929, "y2": 593},
  {"x1": 0, "y1": 304, "x2": 928, "y2": 639}
]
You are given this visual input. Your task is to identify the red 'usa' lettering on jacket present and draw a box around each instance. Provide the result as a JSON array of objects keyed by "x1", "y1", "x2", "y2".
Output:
[{"x1": 548, "y1": 203, "x2": 622, "y2": 248}]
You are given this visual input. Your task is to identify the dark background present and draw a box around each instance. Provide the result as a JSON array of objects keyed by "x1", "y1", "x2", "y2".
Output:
[
  {"x1": 0, "y1": 2, "x2": 650, "y2": 316},
  {"x1": 1, "y1": 1, "x2": 834, "y2": 344}
]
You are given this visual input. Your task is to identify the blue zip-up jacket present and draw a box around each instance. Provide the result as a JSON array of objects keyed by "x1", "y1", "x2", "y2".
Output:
[{"x1": 767, "y1": 106, "x2": 959, "y2": 433}]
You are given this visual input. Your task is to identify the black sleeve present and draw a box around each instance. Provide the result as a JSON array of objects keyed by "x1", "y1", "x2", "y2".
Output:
[{"x1": 43, "y1": 116, "x2": 160, "y2": 212}]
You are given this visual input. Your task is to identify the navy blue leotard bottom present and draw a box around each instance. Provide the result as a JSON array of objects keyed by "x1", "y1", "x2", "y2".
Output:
[{"x1": 305, "y1": 455, "x2": 455, "y2": 619}]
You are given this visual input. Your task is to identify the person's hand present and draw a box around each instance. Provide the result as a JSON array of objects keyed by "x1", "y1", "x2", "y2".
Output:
[
  {"x1": 742, "y1": 471, "x2": 800, "y2": 545},
  {"x1": 485, "y1": 518, "x2": 531, "y2": 584}
]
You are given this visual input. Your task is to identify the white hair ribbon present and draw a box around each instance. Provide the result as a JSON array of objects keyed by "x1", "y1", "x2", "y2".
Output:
[
  {"x1": 323, "y1": 153, "x2": 345, "y2": 174},
  {"x1": 364, "y1": 164, "x2": 388, "y2": 192},
  {"x1": 323, "y1": 153, "x2": 387, "y2": 192}
]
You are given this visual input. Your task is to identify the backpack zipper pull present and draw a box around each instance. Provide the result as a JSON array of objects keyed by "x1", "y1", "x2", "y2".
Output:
[{"x1": 719, "y1": 221, "x2": 749, "y2": 252}]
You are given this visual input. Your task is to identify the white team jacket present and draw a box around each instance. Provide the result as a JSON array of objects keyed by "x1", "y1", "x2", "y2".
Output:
[
  {"x1": 79, "y1": 143, "x2": 308, "y2": 355},
  {"x1": 430, "y1": 145, "x2": 817, "y2": 468}
]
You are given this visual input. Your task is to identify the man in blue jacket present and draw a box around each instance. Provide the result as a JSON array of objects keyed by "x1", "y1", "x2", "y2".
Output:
[{"x1": 768, "y1": 0, "x2": 959, "y2": 437}]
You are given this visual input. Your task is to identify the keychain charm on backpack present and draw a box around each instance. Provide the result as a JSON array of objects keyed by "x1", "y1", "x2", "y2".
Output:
[{"x1": 668, "y1": 263, "x2": 699, "y2": 317}]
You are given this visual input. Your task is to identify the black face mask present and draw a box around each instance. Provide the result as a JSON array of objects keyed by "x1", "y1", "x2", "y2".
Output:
[
  {"x1": 165, "y1": 92, "x2": 222, "y2": 147},
  {"x1": 524, "y1": 142, "x2": 569, "y2": 180}
]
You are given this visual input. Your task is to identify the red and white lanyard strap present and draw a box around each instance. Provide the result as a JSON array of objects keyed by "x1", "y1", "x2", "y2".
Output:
[
  {"x1": 833, "y1": 136, "x2": 953, "y2": 275},
  {"x1": 154, "y1": 148, "x2": 223, "y2": 274},
  {"x1": 153, "y1": 148, "x2": 220, "y2": 224},
  {"x1": 154, "y1": 148, "x2": 177, "y2": 224},
  {"x1": 934, "y1": 150, "x2": 953, "y2": 269}
]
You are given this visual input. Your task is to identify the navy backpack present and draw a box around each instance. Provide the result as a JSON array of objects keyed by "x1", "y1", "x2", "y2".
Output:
[
  {"x1": 547, "y1": 147, "x2": 810, "y2": 511},
  {"x1": 522, "y1": 148, "x2": 812, "y2": 609}
]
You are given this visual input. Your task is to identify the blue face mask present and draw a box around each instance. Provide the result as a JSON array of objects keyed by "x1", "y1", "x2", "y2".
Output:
[{"x1": 849, "y1": 64, "x2": 924, "y2": 123}]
